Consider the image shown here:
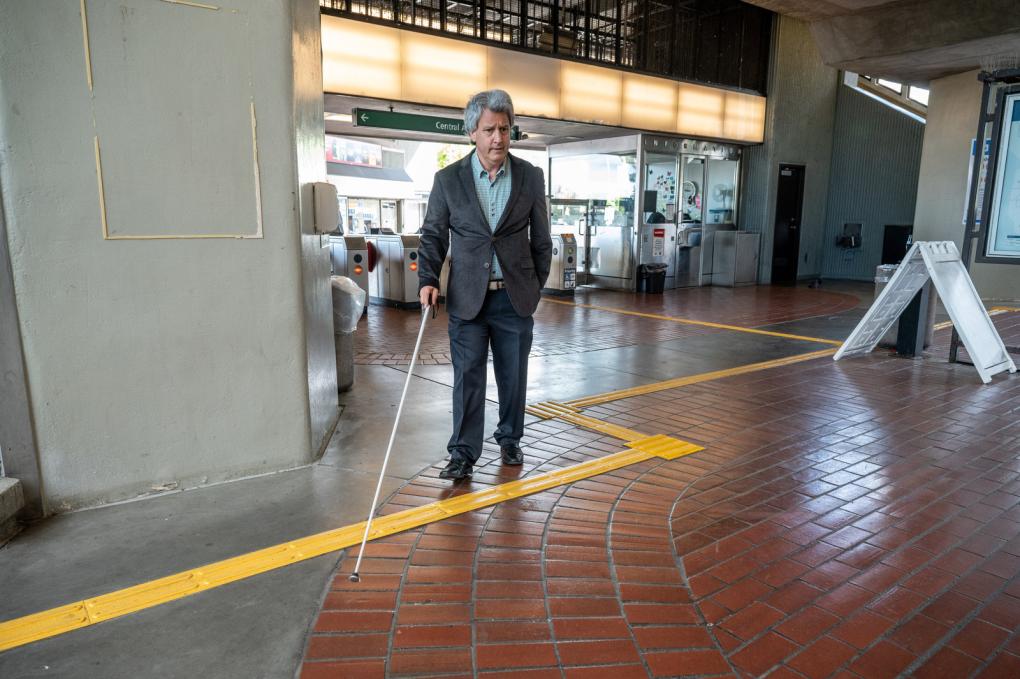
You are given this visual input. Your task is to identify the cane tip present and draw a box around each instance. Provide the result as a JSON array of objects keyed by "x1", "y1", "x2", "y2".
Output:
[{"x1": 349, "y1": 573, "x2": 360, "y2": 583}]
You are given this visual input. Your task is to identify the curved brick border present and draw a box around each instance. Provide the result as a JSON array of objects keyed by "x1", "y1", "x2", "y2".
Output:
[{"x1": 303, "y1": 314, "x2": 1020, "y2": 677}]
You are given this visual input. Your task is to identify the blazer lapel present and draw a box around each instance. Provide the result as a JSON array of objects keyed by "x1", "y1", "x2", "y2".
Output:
[
  {"x1": 494, "y1": 154, "x2": 525, "y2": 235},
  {"x1": 457, "y1": 155, "x2": 489, "y2": 233}
]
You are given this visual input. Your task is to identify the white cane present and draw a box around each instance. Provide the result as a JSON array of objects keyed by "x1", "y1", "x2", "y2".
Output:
[{"x1": 349, "y1": 304, "x2": 433, "y2": 583}]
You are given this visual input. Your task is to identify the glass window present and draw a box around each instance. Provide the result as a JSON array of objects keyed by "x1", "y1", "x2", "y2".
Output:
[
  {"x1": 681, "y1": 157, "x2": 705, "y2": 224},
  {"x1": 644, "y1": 153, "x2": 678, "y2": 222},
  {"x1": 346, "y1": 197, "x2": 381, "y2": 234},
  {"x1": 705, "y1": 159, "x2": 738, "y2": 225},
  {"x1": 986, "y1": 91, "x2": 1020, "y2": 258},
  {"x1": 878, "y1": 79, "x2": 903, "y2": 94},
  {"x1": 908, "y1": 86, "x2": 930, "y2": 106},
  {"x1": 550, "y1": 153, "x2": 637, "y2": 236},
  {"x1": 550, "y1": 153, "x2": 637, "y2": 217}
]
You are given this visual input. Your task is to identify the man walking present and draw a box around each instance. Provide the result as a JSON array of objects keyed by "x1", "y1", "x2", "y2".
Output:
[{"x1": 418, "y1": 89, "x2": 552, "y2": 480}]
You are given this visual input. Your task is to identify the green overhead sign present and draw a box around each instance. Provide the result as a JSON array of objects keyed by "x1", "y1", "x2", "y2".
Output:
[{"x1": 352, "y1": 108, "x2": 521, "y2": 140}]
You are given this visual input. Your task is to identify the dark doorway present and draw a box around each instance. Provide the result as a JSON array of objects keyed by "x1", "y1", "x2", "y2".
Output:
[
  {"x1": 771, "y1": 164, "x2": 804, "y2": 284},
  {"x1": 881, "y1": 224, "x2": 913, "y2": 264}
]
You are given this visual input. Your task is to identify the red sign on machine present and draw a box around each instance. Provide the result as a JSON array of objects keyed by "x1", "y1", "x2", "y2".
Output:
[{"x1": 653, "y1": 228, "x2": 665, "y2": 238}]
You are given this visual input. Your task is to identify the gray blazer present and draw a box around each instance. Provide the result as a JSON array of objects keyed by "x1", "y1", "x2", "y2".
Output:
[{"x1": 418, "y1": 153, "x2": 552, "y2": 320}]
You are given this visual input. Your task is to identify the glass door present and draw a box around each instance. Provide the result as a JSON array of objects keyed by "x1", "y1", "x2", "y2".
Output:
[
  {"x1": 641, "y1": 152, "x2": 680, "y2": 288},
  {"x1": 549, "y1": 151, "x2": 637, "y2": 289}
]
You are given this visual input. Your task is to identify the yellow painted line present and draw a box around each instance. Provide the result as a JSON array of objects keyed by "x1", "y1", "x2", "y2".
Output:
[
  {"x1": 561, "y1": 348, "x2": 837, "y2": 410},
  {"x1": 542, "y1": 297, "x2": 843, "y2": 346},
  {"x1": 934, "y1": 307, "x2": 1015, "y2": 332},
  {"x1": 0, "y1": 434, "x2": 702, "y2": 653}
]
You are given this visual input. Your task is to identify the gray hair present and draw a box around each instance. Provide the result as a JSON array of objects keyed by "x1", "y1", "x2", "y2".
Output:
[{"x1": 464, "y1": 89, "x2": 515, "y2": 135}]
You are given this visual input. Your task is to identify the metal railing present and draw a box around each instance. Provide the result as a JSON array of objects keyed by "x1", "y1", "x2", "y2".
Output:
[{"x1": 320, "y1": 0, "x2": 772, "y2": 94}]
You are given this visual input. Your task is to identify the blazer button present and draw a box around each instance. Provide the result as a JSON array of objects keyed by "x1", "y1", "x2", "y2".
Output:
[{"x1": 483, "y1": 263, "x2": 490, "y2": 269}]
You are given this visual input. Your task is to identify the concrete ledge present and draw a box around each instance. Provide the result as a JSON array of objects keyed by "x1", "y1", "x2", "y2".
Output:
[{"x1": 0, "y1": 477, "x2": 25, "y2": 545}]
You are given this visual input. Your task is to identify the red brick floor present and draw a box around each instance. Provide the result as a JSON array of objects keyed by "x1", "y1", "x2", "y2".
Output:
[
  {"x1": 306, "y1": 300, "x2": 1020, "y2": 677},
  {"x1": 355, "y1": 285, "x2": 860, "y2": 365}
]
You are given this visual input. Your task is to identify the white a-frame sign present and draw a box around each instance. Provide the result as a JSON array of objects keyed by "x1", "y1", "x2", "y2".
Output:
[{"x1": 835, "y1": 241, "x2": 1016, "y2": 383}]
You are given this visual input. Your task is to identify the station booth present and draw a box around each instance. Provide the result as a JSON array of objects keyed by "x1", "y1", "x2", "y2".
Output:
[
  {"x1": 548, "y1": 134, "x2": 756, "y2": 293},
  {"x1": 323, "y1": 126, "x2": 757, "y2": 302}
]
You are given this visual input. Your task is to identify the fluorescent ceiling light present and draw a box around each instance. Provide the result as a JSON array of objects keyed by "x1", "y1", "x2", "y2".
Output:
[{"x1": 325, "y1": 112, "x2": 353, "y2": 122}]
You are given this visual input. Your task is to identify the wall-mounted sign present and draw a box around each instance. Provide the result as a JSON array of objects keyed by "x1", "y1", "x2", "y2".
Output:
[
  {"x1": 984, "y1": 91, "x2": 1020, "y2": 259},
  {"x1": 352, "y1": 108, "x2": 522, "y2": 140},
  {"x1": 325, "y1": 136, "x2": 382, "y2": 167},
  {"x1": 353, "y1": 108, "x2": 465, "y2": 136}
]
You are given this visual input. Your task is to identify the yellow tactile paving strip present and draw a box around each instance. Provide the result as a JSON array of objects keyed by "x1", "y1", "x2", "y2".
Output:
[
  {"x1": 0, "y1": 424, "x2": 701, "y2": 654},
  {"x1": 526, "y1": 401, "x2": 647, "y2": 440},
  {"x1": 18, "y1": 300, "x2": 984, "y2": 654},
  {"x1": 541, "y1": 297, "x2": 844, "y2": 346}
]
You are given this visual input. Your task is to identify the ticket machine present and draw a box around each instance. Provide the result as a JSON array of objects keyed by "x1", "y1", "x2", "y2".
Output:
[
  {"x1": 329, "y1": 235, "x2": 370, "y2": 296},
  {"x1": 544, "y1": 234, "x2": 577, "y2": 295},
  {"x1": 365, "y1": 234, "x2": 421, "y2": 308}
]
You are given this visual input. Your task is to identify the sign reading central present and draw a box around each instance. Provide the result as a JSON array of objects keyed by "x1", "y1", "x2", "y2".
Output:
[{"x1": 352, "y1": 108, "x2": 521, "y2": 140}]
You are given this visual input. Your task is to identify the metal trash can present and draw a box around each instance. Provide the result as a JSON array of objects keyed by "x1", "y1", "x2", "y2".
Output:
[
  {"x1": 639, "y1": 263, "x2": 667, "y2": 294},
  {"x1": 331, "y1": 276, "x2": 366, "y2": 393},
  {"x1": 874, "y1": 264, "x2": 937, "y2": 348}
]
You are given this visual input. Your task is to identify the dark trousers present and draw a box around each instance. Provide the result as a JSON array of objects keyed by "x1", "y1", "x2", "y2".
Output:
[{"x1": 447, "y1": 289, "x2": 534, "y2": 464}]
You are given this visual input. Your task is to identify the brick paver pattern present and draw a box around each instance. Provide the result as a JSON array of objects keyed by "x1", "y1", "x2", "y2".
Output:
[
  {"x1": 304, "y1": 292, "x2": 1020, "y2": 678},
  {"x1": 356, "y1": 286, "x2": 860, "y2": 365}
]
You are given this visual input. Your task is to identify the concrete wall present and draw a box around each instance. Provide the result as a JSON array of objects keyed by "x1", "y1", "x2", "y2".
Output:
[
  {"x1": 0, "y1": 178, "x2": 43, "y2": 518},
  {"x1": 914, "y1": 70, "x2": 1020, "y2": 302},
  {"x1": 820, "y1": 85, "x2": 925, "y2": 280},
  {"x1": 0, "y1": 0, "x2": 336, "y2": 511},
  {"x1": 739, "y1": 16, "x2": 838, "y2": 282}
]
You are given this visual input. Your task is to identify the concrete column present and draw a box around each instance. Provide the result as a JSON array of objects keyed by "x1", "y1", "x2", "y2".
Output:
[
  {"x1": 738, "y1": 16, "x2": 838, "y2": 282},
  {"x1": 913, "y1": 70, "x2": 1020, "y2": 302},
  {"x1": 0, "y1": 0, "x2": 337, "y2": 511},
  {"x1": 0, "y1": 181, "x2": 43, "y2": 519}
]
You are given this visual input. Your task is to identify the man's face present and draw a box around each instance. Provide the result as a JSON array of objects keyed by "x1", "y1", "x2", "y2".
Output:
[{"x1": 469, "y1": 108, "x2": 510, "y2": 170}]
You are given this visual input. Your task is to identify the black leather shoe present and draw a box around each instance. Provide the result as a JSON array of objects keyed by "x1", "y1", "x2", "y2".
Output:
[
  {"x1": 500, "y1": 444, "x2": 524, "y2": 466},
  {"x1": 439, "y1": 459, "x2": 473, "y2": 480}
]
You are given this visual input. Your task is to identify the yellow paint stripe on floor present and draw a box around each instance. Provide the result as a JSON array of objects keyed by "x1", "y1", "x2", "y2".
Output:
[
  {"x1": 543, "y1": 297, "x2": 843, "y2": 346},
  {"x1": 0, "y1": 434, "x2": 702, "y2": 653},
  {"x1": 562, "y1": 348, "x2": 837, "y2": 409},
  {"x1": 934, "y1": 307, "x2": 1014, "y2": 332}
]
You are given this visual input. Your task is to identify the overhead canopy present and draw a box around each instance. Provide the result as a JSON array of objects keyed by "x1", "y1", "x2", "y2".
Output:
[{"x1": 326, "y1": 164, "x2": 419, "y2": 200}]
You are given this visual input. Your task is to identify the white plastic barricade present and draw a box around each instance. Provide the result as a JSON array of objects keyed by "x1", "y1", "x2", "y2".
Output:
[{"x1": 835, "y1": 241, "x2": 1016, "y2": 384}]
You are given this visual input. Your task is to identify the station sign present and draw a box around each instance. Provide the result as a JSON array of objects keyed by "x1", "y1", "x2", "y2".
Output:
[{"x1": 352, "y1": 108, "x2": 521, "y2": 140}]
